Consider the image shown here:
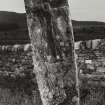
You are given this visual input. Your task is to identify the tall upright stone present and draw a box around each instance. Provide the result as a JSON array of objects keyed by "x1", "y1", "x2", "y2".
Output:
[{"x1": 24, "y1": 0, "x2": 79, "y2": 105}]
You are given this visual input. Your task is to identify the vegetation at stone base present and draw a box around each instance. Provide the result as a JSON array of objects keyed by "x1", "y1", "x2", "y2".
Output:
[
  {"x1": 0, "y1": 86, "x2": 42, "y2": 105},
  {"x1": 80, "y1": 83, "x2": 105, "y2": 105},
  {"x1": 0, "y1": 68, "x2": 43, "y2": 105},
  {"x1": 0, "y1": 71, "x2": 36, "y2": 96}
]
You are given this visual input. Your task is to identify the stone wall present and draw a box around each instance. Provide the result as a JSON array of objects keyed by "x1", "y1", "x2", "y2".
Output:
[
  {"x1": 0, "y1": 46, "x2": 42, "y2": 105},
  {"x1": 0, "y1": 44, "x2": 105, "y2": 105},
  {"x1": 77, "y1": 49, "x2": 105, "y2": 74}
]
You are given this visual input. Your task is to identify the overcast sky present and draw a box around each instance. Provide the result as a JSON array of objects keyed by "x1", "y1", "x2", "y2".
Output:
[
  {"x1": 0, "y1": 0, "x2": 105, "y2": 22},
  {"x1": 70, "y1": 0, "x2": 105, "y2": 22},
  {"x1": 0, "y1": 0, "x2": 25, "y2": 13}
]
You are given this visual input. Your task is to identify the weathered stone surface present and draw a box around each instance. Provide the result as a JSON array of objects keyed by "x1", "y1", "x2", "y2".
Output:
[{"x1": 24, "y1": 0, "x2": 79, "y2": 105}]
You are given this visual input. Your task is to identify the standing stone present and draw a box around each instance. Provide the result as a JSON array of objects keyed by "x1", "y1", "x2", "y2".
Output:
[{"x1": 24, "y1": 0, "x2": 79, "y2": 105}]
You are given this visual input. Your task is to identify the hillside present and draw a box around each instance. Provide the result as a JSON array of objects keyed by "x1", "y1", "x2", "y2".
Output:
[
  {"x1": 0, "y1": 11, "x2": 105, "y2": 44},
  {"x1": 0, "y1": 11, "x2": 27, "y2": 31}
]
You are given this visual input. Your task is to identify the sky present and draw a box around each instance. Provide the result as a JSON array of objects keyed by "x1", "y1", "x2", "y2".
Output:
[
  {"x1": 0, "y1": 0, "x2": 25, "y2": 13},
  {"x1": 70, "y1": 0, "x2": 105, "y2": 22},
  {"x1": 0, "y1": 0, "x2": 105, "y2": 22}
]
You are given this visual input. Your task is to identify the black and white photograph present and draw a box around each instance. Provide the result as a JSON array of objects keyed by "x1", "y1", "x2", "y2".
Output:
[{"x1": 0, "y1": 0, "x2": 105, "y2": 105}]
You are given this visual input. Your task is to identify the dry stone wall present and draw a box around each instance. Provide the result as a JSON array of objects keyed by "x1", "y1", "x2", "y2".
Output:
[
  {"x1": 0, "y1": 44, "x2": 105, "y2": 105},
  {"x1": 0, "y1": 45, "x2": 42, "y2": 105}
]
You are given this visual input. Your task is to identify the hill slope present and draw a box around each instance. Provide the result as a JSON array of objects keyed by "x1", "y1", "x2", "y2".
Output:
[
  {"x1": 0, "y1": 11, "x2": 27, "y2": 31},
  {"x1": 0, "y1": 11, "x2": 105, "y2": 44}
]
